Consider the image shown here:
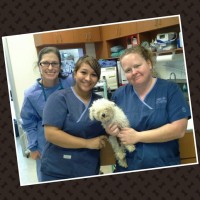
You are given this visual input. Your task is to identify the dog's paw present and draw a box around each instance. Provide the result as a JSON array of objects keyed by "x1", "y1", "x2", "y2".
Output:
[
  {"x1": 116, "y1": 151, "x2": 126, "y2": 160},
  {"x1": 118, "y1": 159, "x2": 128, "y2": 168},
  {"x1": 125, "y1": 144, "x2": 136, "y2": 152}
]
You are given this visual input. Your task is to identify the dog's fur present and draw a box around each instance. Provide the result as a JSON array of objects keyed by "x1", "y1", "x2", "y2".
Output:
[{"x1": 89, "y1": 98, "x2": 135, "y2": 168}]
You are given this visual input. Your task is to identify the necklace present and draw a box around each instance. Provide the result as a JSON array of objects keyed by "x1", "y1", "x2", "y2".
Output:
[{"x1": 37, "y1": 78, "x2": 64, "y2": 101}]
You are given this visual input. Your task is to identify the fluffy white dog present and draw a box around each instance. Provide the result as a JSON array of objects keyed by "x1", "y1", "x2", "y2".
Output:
[{"x1": 89, "y1": 98, "x2": 135, "y2": 168}]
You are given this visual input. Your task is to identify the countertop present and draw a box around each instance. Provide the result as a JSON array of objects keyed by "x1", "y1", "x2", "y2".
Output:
[{"x1": 187, "y1": 118, "x2": 194, "y2": 131}]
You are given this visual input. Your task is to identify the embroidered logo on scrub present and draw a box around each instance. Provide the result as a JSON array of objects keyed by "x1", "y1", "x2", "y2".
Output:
[
  {"x1": 156, "y1": 97, "x2": 167, "y2": 104},
  {"x1": 63, "y1": 155, "x2": 72, "y2": 159},
  {"x1": 181, "y1": 107, "x2": 187, "y2": 113}
]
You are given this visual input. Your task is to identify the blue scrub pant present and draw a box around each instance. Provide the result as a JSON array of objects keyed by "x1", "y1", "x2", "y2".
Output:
[
  {"x1": 40, "y1": 172, "x2": 64, "y2": 182},
  {"x1": 36, "y1": 158, "x2": 42, "y2": 182}
]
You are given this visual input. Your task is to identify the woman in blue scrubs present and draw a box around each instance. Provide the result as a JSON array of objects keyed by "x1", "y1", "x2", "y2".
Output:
[
  {"x1": 106, "y1": 46, "x2": 191, "y2": 172},
  {"x1": 41, "y1": 55, "x2": 107, "y2": 181},
  {"x1": 20, "y1": 47, "x2": 74, "y2": 182}
]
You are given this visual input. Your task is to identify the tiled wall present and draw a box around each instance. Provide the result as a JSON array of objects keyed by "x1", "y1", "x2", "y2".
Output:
[{"x1": 154, "y1": 54, "x2": 187, "y2": 80}]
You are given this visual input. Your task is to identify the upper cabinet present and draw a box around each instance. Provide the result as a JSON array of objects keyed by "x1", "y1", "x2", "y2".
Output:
[
  {"x1": 101, "y1": 22, "x2": 137, "y2": 40},
  {"x1": 34, "y1": 32, "x2": 56, "y2": 47},
  {"x1": 33, "y1": 16, "x2": 181, "y2": 59},
  {"x1": 34, "y1": 30, "x2": 74, "y2": 47},
  {"x1": 55, "y1": 30, "x2": 74, "y2": 44},
  {"x1": 34, "y1": 27, "x2": 101, "y2": 47},
  {"x1": 136, "y1": 16, "x2": 179, "y2": 33},
  {"x1": 73, "y1": 27, "x2": 101, "y2": 43}
]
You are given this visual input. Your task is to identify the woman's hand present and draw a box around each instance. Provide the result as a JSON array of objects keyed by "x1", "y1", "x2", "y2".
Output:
[
  {"x1": 30, "y1": 150, "x2": 41, "y2": 160},
  {"x1": 105, "y1": 124, "x2": 120, "y2": 136},
  {"x1": 86, "y1": 135, "x2": 108, "y2": 149},
  {"x1": 118, "y1": 128, "x2": 140, "y2": 145}
]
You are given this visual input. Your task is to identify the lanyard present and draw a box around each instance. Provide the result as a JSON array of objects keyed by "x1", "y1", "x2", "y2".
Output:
[{"x1": 37, "y1": 78, "x2": 63, "y2": 101}]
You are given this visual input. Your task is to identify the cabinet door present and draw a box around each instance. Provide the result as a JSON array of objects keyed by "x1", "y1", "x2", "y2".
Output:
[
  {"x1": 101, "y1": 25, "x2": 118, "y2": 40},
  {"x1": 56, "y1": 30, "x2": 74, "y2": 44},
  {"x1": 102, "y1": 22, "x2": 137, "y2": 40},
  {"x1": 137, "y1": 19, "x2": 160, "y2": 33},
  {"x1": 73, "y1": 27, "x2": 101, "y2": 43},
  {"x1": 157, "y1": 17, "x2": 179, "y2": 28},
  {"x1": 137, "y1": 16, "x2": 179, "y2": 33},
  {"x1": 34, "y1": 32, "x2": 57, "y2": 47},
  {"x1": 179, "y1": 131, "x2": 196, "y2": 160},
  {"x1": 118, "y1": 22, "x2": 137, "y2": 37},
  {"x1": 34, "y1": 30, "x2": 74, "y2": 46}
]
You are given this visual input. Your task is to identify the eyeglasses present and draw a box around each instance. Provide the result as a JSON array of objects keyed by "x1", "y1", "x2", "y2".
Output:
[{"x1": 39, "y1": 61, "x2": 60, "y2": 68}]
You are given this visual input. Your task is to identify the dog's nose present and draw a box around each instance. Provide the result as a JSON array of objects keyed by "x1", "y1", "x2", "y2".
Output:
[{"x1": 102, "y1": 113, "x2": 106, "y2": 118}]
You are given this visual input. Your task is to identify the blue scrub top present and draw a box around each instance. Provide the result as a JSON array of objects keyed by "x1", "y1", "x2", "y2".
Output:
[
  {"x1": 20, "y1": 76, "x2": 74, "y2": 153},
  {"x1": 111, "y1": 78, "x2": 191, "y2": 171},
  {"x1": 41, "y1": 87, "x2": 105, "y2": 179}
]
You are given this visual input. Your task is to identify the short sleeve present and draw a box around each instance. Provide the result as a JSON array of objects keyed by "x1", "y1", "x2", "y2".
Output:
[
  {"x1": 167, "y1": 82, "x2": 191, "y2": 122},
  {"x1": 43, "y1": 90, "x2": 68, "y2": 128}
]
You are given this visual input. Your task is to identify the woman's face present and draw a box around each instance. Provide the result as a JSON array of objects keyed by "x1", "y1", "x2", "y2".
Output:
[
  {"x1": 74, "y1": 63, "x2": 98, "y2": 93},
  {"x1": 39, "y1": 52, "x2": 60, "y2": 81},
  {"x1": 121, "y1": 53, "x2": 152, "y2": 87}
]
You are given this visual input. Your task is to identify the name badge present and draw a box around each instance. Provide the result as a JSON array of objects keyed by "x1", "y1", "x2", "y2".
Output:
[{"x1": 63, "y1": 154, "x2": 72, "y2": 159}]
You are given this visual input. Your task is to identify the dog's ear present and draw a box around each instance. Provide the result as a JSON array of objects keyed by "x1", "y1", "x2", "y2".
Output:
[
  {"x1": 89, "y1": 107, "x2": 94, "y2": 120},
  {"x1": 110, "y1": 101, "x2": 116, "y2": 106}
]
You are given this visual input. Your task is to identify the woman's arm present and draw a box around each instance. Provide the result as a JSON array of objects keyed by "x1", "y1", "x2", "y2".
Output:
[
  {"x1": 118, "y1": 118, "x2": 188, "y2": 145},
  {"x1": 20, "y1": 97, "x2": 40, "y2": 152},
  {"x1": 44, "y1": 125, "x2": 107, "y2": 149}
]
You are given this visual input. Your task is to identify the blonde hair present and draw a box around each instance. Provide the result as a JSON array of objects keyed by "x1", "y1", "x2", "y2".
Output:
[{"x1": 119, "y1": 45, "x2": 157, "y2": 77}]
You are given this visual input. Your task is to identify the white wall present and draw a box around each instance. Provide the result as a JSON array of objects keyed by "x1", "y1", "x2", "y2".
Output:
[{"x1": 6, "y1": 34, "x2": 39, "y2": 111}]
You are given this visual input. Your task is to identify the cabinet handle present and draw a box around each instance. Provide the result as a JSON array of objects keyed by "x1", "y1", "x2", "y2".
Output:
[
  {"x1": 88, "y1": 33, "x2": 91, "y2": 41},
  {"x1": 55, "y1": 33, "x2": 62, "y2": 43},
  {"x1": 158, "y1": 19, "x2": 161, "y2": 26},
  {"x1": 118, "y1": 27, "x2": 121, "y2": 36},
  {"x1": 59, "y1": 34, "x2": 62, "y2": 43},
  {"x1": 85, "y1": 33, "x2": 88, "y2": 41},
  {"x1": 55, "y1": 33, "x2": 58, "y2": 43},
  {"x1": 155, "y1": 19, "x2": 158, "y2": 27},
  {"x1": 116, "y1": 27, "x2": 118, "y2": 36}
]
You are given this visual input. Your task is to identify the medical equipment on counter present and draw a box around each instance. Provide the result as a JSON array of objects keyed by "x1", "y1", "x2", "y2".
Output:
[
  {"x1": 100, "y1": 66, "x2": 118, "y2": 90},
  {"x1": 126, "y1": 34, "x2": 139, "y2": 49},
  {"x1": 94, "y1": 77, "x2": 111, "y2": 99},
  {"x1": 156, "y1": 32, "x2": 177, "y2": 42},
  {"x1": 155, "y1": 32, "x2": 177, "y2": 52},
  {"x1": 117, "y1": 61, "x2": 128, "y2": 86}
]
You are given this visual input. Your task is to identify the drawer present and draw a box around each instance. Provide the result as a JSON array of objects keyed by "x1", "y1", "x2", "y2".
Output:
[{"x1": 181, "y1": 157, "x2": 197, "y2": 164}]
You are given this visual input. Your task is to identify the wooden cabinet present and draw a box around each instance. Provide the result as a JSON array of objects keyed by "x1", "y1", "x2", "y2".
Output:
[
  {"x1": 33, "y1": 16, "x2": 181, "y2": 59},
  {"x1": 34, "y1": 27, "x2": 101, "y2": 47},
  {"x1": 100, "y1": 130, "x2": 197, "y2": 167},
  {"x1": 179, "y1": 131, "x2": 197, "y2": 164},
  {"x1": 100, "y1": 140, "x2": 115, "y2": 166},
  {"x1": 73, "y1": 27, "x2": 101, "y2": 43},
  {"x1": 34, "y1": 32, "x2": 57, "y2": 47},
  {"x1": 101, "y1": 22, "x2": 137, "y2": 40},
  {"x1": 55, "y1": 30, "x2": 74, "y2": 44},
  {"x1": 34, "y1": 30, "x2": 74, "y2": 46},
  {"x1": 137, "y1": 16, "x2": 179, "y2": 33}
]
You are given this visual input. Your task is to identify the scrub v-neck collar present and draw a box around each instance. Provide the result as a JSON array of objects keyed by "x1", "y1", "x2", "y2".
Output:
[
  {"x1": 132, "y1": 78, "x2": 157, "y2": 109},
  {"x1": 71, "y1": 87, "x2": 92, "y2": 123}
]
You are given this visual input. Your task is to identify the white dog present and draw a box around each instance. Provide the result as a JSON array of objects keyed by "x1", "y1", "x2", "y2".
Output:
[{"x1": 89, "y1": 98, "x2": 135, "y2": 168}]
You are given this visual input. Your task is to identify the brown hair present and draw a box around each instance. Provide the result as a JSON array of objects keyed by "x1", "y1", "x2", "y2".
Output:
[
  {"x1": 37, "y1": 46, "x2": 65, "y2": 78},
  {"x1": 74, "y1": 55, "x2": 101, "y2": 80},
  {"x1": 37, "y1": 46, "x2": 61, "y2": 66},
  {"x1": 119, "y1": 45, "x2": 154, "y2": 67}
]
